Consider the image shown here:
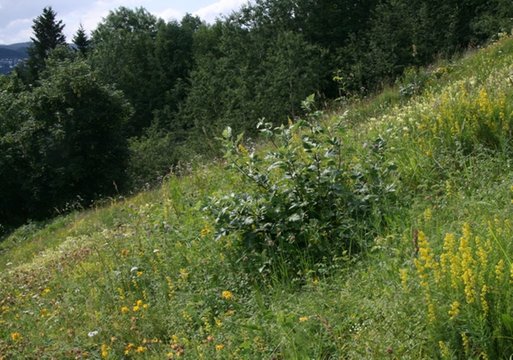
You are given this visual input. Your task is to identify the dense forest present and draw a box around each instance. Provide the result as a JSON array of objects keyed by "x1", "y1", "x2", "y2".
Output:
[{"x1": 1, "y1": 0, "x2": 512, "y2": 231}]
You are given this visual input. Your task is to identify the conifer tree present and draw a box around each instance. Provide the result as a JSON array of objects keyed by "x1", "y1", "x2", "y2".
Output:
[
  {"x1": 73, "y1": 25, "x2": 90, "y2": 56},
  {"x1": 26, "y1": 7, "x2": 66, "y2": 80}
]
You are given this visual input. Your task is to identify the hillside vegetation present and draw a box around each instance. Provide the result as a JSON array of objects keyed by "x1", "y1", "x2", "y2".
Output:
[
  {"x1": 2, "y1": 1, "x2": 512, "y2": 230},
  {"x1": 2, "y1": 34, "x2": 513, "y2": 359}
]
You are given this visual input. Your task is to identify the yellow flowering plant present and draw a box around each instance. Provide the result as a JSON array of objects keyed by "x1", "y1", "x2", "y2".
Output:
[{"x1": 410, "y1": 221, "x2": 513, "y2": 358}]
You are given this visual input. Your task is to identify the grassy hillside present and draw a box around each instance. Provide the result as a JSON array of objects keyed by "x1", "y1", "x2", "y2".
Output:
[{"x1": 2, "y1": 35, "x2": 513, "y2": 359}]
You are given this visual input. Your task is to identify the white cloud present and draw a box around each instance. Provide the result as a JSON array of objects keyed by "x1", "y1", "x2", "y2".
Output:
[
  {"x1": 194, "y1": 0, "x2": 249, "y2": 23},
  {"x1": 154, "y1": 8, "x2": 183, "y2": 22},
  {"x1": 0, "y1": 18, "x2": 32, "y2": 44}
]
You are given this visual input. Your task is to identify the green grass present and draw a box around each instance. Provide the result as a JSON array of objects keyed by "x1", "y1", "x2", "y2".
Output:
[{"x1": 3, "y1": 35, "x2": 513, "y2": 359}]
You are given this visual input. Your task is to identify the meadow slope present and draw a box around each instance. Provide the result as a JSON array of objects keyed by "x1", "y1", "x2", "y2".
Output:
[{"x1": 3, "y1": 36, "x2": 513, "y2": 359}]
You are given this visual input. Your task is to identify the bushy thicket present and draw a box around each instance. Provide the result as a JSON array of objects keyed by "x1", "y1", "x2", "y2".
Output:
[{"x1": 2, "y1": 1, "x2": 513, "y2": 229}]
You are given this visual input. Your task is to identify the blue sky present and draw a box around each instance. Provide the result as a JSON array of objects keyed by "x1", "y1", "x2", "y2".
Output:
[{"x1": 0, "y1": 0, "x2": 250, "y2": 44}]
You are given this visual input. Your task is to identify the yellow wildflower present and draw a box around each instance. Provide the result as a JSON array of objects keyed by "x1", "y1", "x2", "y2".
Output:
[
  {"x1": 200, "y1": 224, "x2": 212, "y2": 238},
  {"x1": 462, "y1": 268, "x2": 476, "y2": 304},
  {"x1": 477, "y1": 88, "x2": 491, "y2": 114},
  {"x1": 462, "y1": 223, "x2": 472, "y2": 243},
  {"x1": 135, "y1": 346, "x2": 146, "y2": 353},
  {"x1": 117, "y1": 287, "x2": 126, "y2": 300},
  {"x1": 221, "y1": 290, "x2": 233, "y2": 300},
  {"x1": 215, "y1": 344, "x2": 225, "y2": 351},
  {"x1": 450, "y1": 251, "x2": 461, "y2": 289},
  {"x1": 440, "y1": 233, "x2": 455, "y2": 274},
  {"x1": 438, "y1": 341, "x2": 450, "y2": 359},
  {"x1": 10, "y1": 332, "x2": 22, "y2": 341},
  {"x1": 299, "y1": 316, "x2": 309, "y2": 322},
  {"x1": 179, "y1": 268, "x2": 189, "y2": 280},
  {"x1": 448, "y1": 300, "x2": 460, "y2": 320},
  {"x1": 238, "y1": 143, "x2": 249, "y2": 155},
  {"x1": 101, "y1": 344, "x2": 109, "y2": 359},
  {"x1": 417, "y1": 231, "x2": 434, "y2": 269},
  {"x1": 428, "y1": 302, "x2": 436, "y2": 323},
  {"x1": 121, "y1": 306, "x2": 130, "y2": 314},
  {"x1": 399, "y1": 268, "x2": 408, "y2": 291},
  {"x1": 477, "y1": 245, "x2": 488, "y2": 270},
  {"x1": 461, "y1": 332, "x2": 470, "y2": 355},
  {"x1": 423, "y1": 208, "x2": 432, "y2": 222},
  {"x1": 481, "y1": 284, "x2": 489, "y2": 315},
  {"x1": 133, "y1": 305, "x2": 140, "y2": 312},
  {"x1": 495, "y1": 259, "x2": 505, "y2": 282}
]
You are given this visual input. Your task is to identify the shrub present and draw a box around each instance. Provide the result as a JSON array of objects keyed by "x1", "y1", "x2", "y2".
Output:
[
  {"x1": 397, "y1": 66, "x2": 430, "y2": 98},
  {"x1": 206, "y1": 109, "x2": 397, "y2": 278}
]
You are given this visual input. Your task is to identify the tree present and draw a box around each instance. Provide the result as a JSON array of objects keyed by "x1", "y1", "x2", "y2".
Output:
[
  {"x1": 257, "y1": 31, "x2": 324, "y2": 118},
  {"x1": 152, "y1": 14, "x2": 201, "y2": 129},
  {"x1": 91, "y1": 7, "x2": 160, "y2": 136},
  {"x1": 26, "y1": 7, "x2": 66, "y2": 81},
  {"x1": 73, "y1": 25, "x2": 91, "y2": 56},
  {"x1": 0, "y1": 59, "x2": 132, "y2": 226}
]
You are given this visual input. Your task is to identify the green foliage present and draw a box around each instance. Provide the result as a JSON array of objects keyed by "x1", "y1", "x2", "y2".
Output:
[
  {"x1": 207, "y1": 112, "x2": 397, "y2": 277},
  {"x1": 181, "y1": 23, "x2": 325, "y2": 147},
  {"x1": 0, "y1": 59, "x2": 131, "y2": 226},
  {"x1": 90, "y1": 7, "x2": 160, "y2": 135},
  {"x1": 257, "y1": 31, "x2": 325, "y2": 118}
]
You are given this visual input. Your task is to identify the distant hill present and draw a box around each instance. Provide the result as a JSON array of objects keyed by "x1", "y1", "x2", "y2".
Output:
[
  {"x1": 0, "y1": 42, "x2": 30, "y2": 58},
  {"x1": 3, "y1": 42, "x2": 31, "y2": 52},
  {"x1": 0, "y1": 48, "x2": 24, "y2": 59},
  {"x1": 0, "y1": 42, "x2": 30, "y2": 74}
]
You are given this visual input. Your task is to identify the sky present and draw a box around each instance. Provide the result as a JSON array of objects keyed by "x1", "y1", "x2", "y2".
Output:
[{"x1": 0, "y1": 0, "x2": 250, "y2": 44}]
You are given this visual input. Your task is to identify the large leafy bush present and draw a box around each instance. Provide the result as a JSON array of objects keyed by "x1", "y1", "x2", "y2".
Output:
[{"x1": 207, "y1": 107, "x2": 397, "y2": 277}]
